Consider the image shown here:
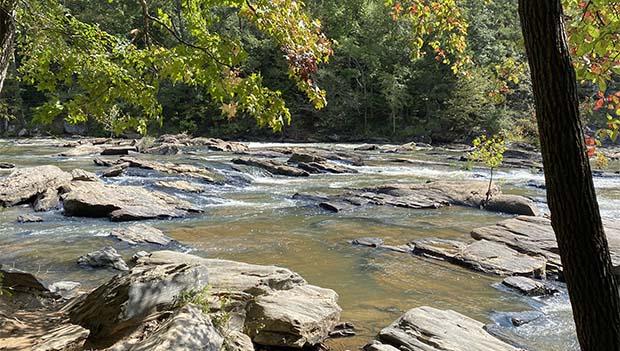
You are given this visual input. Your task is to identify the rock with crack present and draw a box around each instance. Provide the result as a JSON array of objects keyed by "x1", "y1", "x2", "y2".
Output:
[
  {"x1": 32, "y1": 324, "x2": 90, "y2": 351},
  {"x1": 106, "y1": 304, "x2": 223, "y2": 351},
  {"x1": 120, "y1": 157, "x2": 219, "y2": 182},
  {"x1": 62, "y1": 181, "x2": 200, "y2": 221},
  {"x1": 501, "y1": 276, "x2": 558, "y2": 296},
  {"x1": 69, "y1": 263, "x2": 209, "y2": 343},
  {"x1": 154, "y1": 180, "x2": 206, "y2": 193},
  {"x1": 77, "y1": 246, "x2": 129, "y2": 271},
  {"x1": 368, "y1": 306, "x2": 522, "y2": 351},
  {"x1": 471, "y1": 216, "x2": 620, "y2": 274},
  {"x1": 232, "y1": 158, "x2": 310, "y2": 177},
  {"x1": 245, "y1": 284, "x2": 342, "y2": 348},
  {"x1": 33, "y1": 188, "x2": 61, "y2": 212},
  {"x1": 0, "y1": 165, "x2": 72, "y2": 207},
  {"x1": 110, "y1": 224, "x2": 172, "y2": 246}
]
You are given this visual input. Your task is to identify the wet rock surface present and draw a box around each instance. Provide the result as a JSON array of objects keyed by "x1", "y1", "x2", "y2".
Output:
[
  {"x1": 501, "y1": 276, "x2": 558, "y2": 296},
  {"x1": 232, "y1": 158, "x2": 310, "y2": 177}
]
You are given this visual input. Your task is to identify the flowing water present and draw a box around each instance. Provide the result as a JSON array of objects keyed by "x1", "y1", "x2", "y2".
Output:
[{"x1": 1, "y1": 138, "x2": 619, "y2": 350}]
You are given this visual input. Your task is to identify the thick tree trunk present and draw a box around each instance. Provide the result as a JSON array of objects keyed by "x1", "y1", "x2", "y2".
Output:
[
  {"x1": 0, "y1": 2, "x2": 15, "y2": 94},
  {"x1": 518, "y1": 1, "x2": 620, "y2": 349}
]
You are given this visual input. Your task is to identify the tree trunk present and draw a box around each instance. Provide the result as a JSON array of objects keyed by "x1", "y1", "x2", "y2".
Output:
[
  {"x1": 518, "y1": 1, "x2": 620, "y2": 349},
  {"x1": 0, "y1": 2, "x2": 15, "y2": 95}
]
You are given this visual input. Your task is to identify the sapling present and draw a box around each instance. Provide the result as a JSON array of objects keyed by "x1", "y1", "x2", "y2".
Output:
[{"x1": 469, "y1": 134, "x2": 506, "y2": 204}]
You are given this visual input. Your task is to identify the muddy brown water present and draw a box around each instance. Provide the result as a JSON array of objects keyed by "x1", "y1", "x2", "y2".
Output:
[{"x1": 2, "y1": 139, "x2": 619, "y2": 350}]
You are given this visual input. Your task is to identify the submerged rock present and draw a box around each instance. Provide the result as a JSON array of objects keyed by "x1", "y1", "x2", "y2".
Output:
[
  {"x1": 351, "y1": 237, "x2": 385, "y2": 248},
  {"x1": 0, "y1": 165, "x2": 71, "y2": 207},
  {"x1": 368, "y1": 306, "x2": 521, "y2": 351},
  {"x1": 110, "y1": 224, "x2": 172, "y2": 246},
  {"x1": 232, "y1": 158, "x2": 310, "y2": 177},
  {"x1": 77, "y1": 246, "x2": 129, "y2": 271},
  {"x1": 62, "y1": 181, "x2": 199, "y2": 221}
]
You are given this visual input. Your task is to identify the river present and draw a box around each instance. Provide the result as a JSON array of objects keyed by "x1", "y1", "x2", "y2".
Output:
[{"x1": 1, "y1": 138, "x2": 619, "y2": 350}]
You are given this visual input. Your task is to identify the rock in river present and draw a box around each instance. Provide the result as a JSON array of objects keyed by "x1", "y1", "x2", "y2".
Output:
[
  {"x1": 367, "y1": 306, "x2": 521, "y2": 351},
  {"x1": 245, "y1": 284, "x2": 342, "y2": 348},
  {"x1": 232, "y1": 158, "x2": 310, "y2": 177},
  {"x1": 16, "y1": 214, "x2": 43, "y2": 223},
  {"x1": 77, "y1": 246, "x2": 129, "y2": 271},
  {"x1": 62, "y1": 181, "x2": 200, "y2": 221},
  {"x1": 471, "y1": 215, "x2": 620, "y2": 274},
  {"x1": 0, "y1": 165, "x2": 71, "y2": 207},
  {"x1": 501, "y1": 276, "x2": 558, "y2": 296},
  {"x1": 110, "y1": 224, "x2": 172, "y2": 246}
]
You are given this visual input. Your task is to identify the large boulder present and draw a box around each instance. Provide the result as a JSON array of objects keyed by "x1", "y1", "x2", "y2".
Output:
[
  {"x1": 107, "y1": 305, "x2": 223, "y2": 351},
  {"x1": 33, "y1": 188, "x2": 61, "y2": 212},
  {"x1": 369, "y1": 306, "x2": 521, "y2": 351},
  {"x1": 245, "y1": 285, "x2": 341, "y2": 348},
  {"x1": 69, "y1": 263, "x2": 209, "y2": 342},
  {"x1": 136, "y1": 251, "x2": 306, "y2": 295},
  {"x1": 0, "y1": 165, "x2": 71, "y2": 207},
  {"x1": 191, "y1": 137, "x2": 249, "y2": 153},
  {"x1": 62, "y1": 181, "x2": 200, "y2": 221}
]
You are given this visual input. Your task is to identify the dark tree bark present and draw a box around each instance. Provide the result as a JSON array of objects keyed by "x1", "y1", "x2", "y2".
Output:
[
  {"x1": 0, "y1": 1, "x2": 15, "y2": 94},
  {"x1": 518, "y1": 1, "x2": 620, "y2": 349}
]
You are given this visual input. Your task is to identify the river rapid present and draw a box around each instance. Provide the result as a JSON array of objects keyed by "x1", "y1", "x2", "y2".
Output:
[{"x1": 1, "y1": 138, "x2": 620, "y2": 351}]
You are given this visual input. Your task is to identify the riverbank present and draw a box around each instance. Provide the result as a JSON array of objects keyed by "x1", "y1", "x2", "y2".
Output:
[{"x1": 1, "y1": 135, "x2": 620, "y2": 350}]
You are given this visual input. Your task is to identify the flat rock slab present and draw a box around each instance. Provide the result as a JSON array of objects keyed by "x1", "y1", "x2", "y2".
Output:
[
  {"x1": 154, "y1": 180, "x2": 206, "y2": 193},
  {"x1": 471, "y1": 216, "x2": 620, "y2": 273},
  {"x1": 57, "y1": 144, "x2": 104, "y2": 157},
  {"x1": 232, "y1": 158, "x2": 310, "y2": 177},
  {"x1": 110, "y1": 224, "x2": 172, "y2": 246},
  {"x1": 136, "y1": 251, "x2": 306, "y2": 295},
  {"x1": 501, "y1": 276, "x2": 558, "y2": 296},
  {"x1": 101, "y1": 146, "x2": 137, "y2": 155},
  {"x1": 121, "y1": 157, "x2": 219, "y2": 182},
  {"x1": 295, "y1": 181, "x2": 538, "y2": 216},
  {"x1": 245, "y1": 284, "x2": 342, "y2": 348},
  {"x1": 412, "y1": 238, "x2": 546, "y2": 277},
  {"x1": 32, "y1": 324, "x2": 90, "y2": 351},
  {"x1": 371, "y1": 306, "x2": 521, "y2": 351},
  {"x1": 62, "y1": 181, "x2": 199, "y2": 221},
  {"x1": 0, "y1": 165, "x2": 72, "y2": 207},
  {"x1": 17, "y1": 214, "x2": 43, "y2": 223}
]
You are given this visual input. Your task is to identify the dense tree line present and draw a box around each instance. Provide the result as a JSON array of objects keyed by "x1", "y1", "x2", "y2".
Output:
[{"x1": 0, "y1": 0, "x2": 537, "y2": 142}]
